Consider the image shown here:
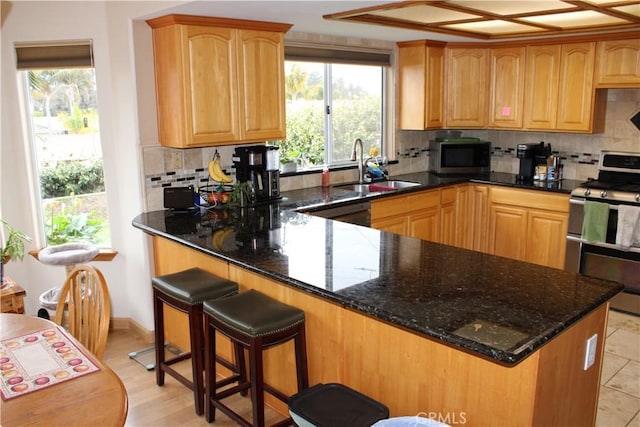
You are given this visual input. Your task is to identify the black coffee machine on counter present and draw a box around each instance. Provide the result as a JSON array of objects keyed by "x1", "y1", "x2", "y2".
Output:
[
  {"x1": 233, "y1": 145, "x2": 281, "y2": 204},
  {"x1": 516, "y1": 142, "x2": 550, "y2": 181}
]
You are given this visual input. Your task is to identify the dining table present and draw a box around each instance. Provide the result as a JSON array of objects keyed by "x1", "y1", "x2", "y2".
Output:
[{"x1": 0, "y1": 313, "x2": 128, "y2": 426}]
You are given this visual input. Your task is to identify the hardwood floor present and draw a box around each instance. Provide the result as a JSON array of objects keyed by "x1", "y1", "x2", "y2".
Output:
[{"x1": 102, "y1": 329, "x2": 286, "y2": 427}]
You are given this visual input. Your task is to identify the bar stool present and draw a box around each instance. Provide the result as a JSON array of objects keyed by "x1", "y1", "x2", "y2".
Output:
[
  {"x1": 204, "y1": 289, "x2": 309, "y2": 427},
  {"x1": 152, "y1": 267, "x2": 239, "y2": 415}
]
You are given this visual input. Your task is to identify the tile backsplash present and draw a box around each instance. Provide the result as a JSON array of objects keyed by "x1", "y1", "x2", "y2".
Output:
[
  {"x1": 394, "y1": 89, "x2": 640, "y2": 181},
  {"x1": 142, "y1": 89, "x2": 639, "y2": 211}
]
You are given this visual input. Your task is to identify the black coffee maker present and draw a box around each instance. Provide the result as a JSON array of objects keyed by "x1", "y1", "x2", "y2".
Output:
[
  {"x1": 516, "y1": 142, "x2": 549, "y2": 181},
  {"x1": 232, "y1": 145, "x2": 281, "y2": 204}
]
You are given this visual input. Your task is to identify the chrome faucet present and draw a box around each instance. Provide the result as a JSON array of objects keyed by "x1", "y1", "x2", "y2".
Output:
[{"x1": 351, "y1": 138, "x2": 365, "y2": 184}]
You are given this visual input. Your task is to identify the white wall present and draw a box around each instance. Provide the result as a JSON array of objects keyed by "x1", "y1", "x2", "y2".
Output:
[{"x1": 0, "y1": 1, "x2": 183, "y2": 330}]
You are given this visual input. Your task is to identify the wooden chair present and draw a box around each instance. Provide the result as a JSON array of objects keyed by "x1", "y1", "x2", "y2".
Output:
[{"x1": 54, "y1": 265, "x2": 111, "y2": 360}]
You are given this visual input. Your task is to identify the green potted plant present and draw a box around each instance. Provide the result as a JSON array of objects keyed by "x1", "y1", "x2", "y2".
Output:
[
  {"x1": 1, "y1": 219, "x2": 32, "y2": 285},
  {"x1": 280, "y1": 150, "x2": 299, "y2": 173}
]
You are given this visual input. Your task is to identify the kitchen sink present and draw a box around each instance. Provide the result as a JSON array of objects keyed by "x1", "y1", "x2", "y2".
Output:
[{"x1": 335, "y1": 180, "x2": 421, "y2": 193}]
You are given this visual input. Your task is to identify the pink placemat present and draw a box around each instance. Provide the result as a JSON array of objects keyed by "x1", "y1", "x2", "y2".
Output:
[{"x1": 1, "y1": 326, "x2": 100, "y2": 400}]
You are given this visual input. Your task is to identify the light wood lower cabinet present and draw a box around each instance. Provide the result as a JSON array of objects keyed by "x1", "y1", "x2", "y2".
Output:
[
  {"x1": 488, "y1": 186, "x2": 569, "y2": 269},
  {"x1": 471, "y1": 184, "x2": 490, "y2": 252},
  {"x1": 372, "y1": 189, "x2": 446, "y2": 243},
  {"x1": 373, "y1": 184, "x2": 568, "y2": 269},
  {"x1": 150, "y1": 234, "x2": 609, "y2": 426}
]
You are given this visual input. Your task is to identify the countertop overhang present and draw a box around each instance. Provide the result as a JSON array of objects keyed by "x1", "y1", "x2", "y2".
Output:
[{"x1": 133, "y1": 172, "x2": 622, "y2": 366}]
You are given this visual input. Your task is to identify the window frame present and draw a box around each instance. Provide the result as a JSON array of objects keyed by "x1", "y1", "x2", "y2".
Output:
[
  {"x1": 282, "y1": 43, "x2": 392, "y2": 172},
  {"x1": 16, "y1": 41, "x2": 112, "y2": 248}
]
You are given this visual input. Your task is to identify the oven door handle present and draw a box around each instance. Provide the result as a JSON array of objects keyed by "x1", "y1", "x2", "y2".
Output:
[
  {"x1": 570, "y1": 198, "x2": 619, "y2": 210},
  {"x1": 566, "y1": 234, "x2": 640, "y2": 254}
]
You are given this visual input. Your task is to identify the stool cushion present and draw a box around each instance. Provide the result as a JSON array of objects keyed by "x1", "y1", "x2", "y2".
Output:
[
  {"x1": 152, "y1": 268, "x2": 238, "y2": 304},
  {"x1": 204, "y1": 289, "x2": 304, "y2": 337},
  {"x1": 289, "y1": 383, "x2": 389, "y2": 427}
]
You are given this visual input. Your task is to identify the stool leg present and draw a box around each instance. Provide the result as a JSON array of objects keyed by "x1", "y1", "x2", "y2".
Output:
[
  {"x1": 189, "y1": 306, "x2": 205, "y2": 416},
  {"x1": 249, "y1": 336, "x2": 265, "y2": 427},
  {"x1": 294, "y1": 325, "x2": 309, "y2": 392},
  {"x1": 205, "y1": 318, "x2": 217, "y2": 423},
  {"x1": 234, "y1": 342, "x2": 248, "y2": 397},
  {"x1": 153, "y1": 289, "x2": 165, "y2": 386}
]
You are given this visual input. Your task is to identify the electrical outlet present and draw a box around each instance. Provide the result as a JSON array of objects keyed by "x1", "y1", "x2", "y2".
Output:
[{"x1": 584, "y1": 334, "x2": 598, "y2": 371}]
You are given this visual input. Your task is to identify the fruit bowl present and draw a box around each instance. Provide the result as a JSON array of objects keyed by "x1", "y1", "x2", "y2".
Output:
[{"x1": 208, "y1": 192, "x2": 230, "y2": 205}]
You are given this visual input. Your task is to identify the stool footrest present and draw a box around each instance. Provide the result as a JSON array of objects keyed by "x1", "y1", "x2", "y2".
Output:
[
  {"x1": 161, "y1": 364, "x2": 195, "y2": 391},
  {"x1": 215, "y1": 376, "x2": 248, "y2": 393},
  {"x1": 164, "y1": 352, "x2": 192, "y2": 366}
]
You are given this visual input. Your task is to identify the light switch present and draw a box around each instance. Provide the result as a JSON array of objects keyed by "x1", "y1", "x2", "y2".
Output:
[{"x1": 584, "y1": 334, "x2": 598, "y2": 371}]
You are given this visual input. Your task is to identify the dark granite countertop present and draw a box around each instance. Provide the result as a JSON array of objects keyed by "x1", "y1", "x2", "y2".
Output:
[
  {"x1": 133, "y1": 173, "x2": 622, "y2": 365},
  {"x1": 279, "y1": 172, "x2": 583, "y2": 213}
]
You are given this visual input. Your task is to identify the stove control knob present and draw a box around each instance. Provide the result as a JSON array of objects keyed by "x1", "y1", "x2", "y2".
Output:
[
  {"x1": 636, "y1": 193, "x2": 640, "y2": 203},
  {"x1": 584, "y1": 188, "x2": 591, "y2": 197},
  {"x1": 600, "y1": 191, "x2": 607, "y2": 198}
]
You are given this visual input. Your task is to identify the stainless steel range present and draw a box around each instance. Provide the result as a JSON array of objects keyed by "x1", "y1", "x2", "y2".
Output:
[{"x1": 565, "y1": 151, "x2": 640, "y2": 316}]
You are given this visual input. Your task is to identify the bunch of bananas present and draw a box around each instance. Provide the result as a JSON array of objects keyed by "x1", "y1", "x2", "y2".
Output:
[
  {"x1": 208, "y1": 151, "x2": 233, "y2": 183},
  {"x1": 211, "y1": 226, "x2": 234, "y2": 250}
]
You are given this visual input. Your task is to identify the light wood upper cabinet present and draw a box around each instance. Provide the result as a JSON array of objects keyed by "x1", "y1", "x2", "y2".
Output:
[
  {"x1": 445, "y1": 47, "x2": 488, "y2": 128},
  {"x1": 397, "y1": 41, "x2": 445, "y2": 130},
  {"x1": 237, "y1": 30, "x2": 287, "y2": 141},
  {"x1": 523, "y1": 44, "x2": 561, "y2": 130},
  {"x1": 524, "y1": 42, "x2": 605, "y2": 133},
  {"x1": 556, "y1": 42, "x2": 601, "y2": 132},
  {"x1": 489, "y1": 47, "x2": 526, "y2": 129},
  {"x1": 595, "y1": 39, "x2": 640, "y2": 88},
  {"x1": 147, "y1": 15, "x2": 291, "y2": 148}
]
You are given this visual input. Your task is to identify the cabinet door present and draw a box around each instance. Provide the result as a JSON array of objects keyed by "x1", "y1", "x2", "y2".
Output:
[
  {"x1": 525, "y1": 209, "x2": 568, "y2": 269},
  {"x1": 556, "y1": 42, "x2": 596, "y2": 132},
  {"x1": 440, "y1": 187, "x2": 457, "y2": 246},
  {"x1": 397, "y1": 43, "x2": 444, "y2": 129},
  {"x1": 237, "y1": 30, "x2": 286, "y2": 141},
  {"x1": 446, "y1": 48, "x2": 488, "y2": 128},
  {"x1": 372, "y1": 215, "x2": 408, "y2": 236},
  {"x1": 595, "y1": 39, "x2": 640, "y2": 88},
  {"x1": 488, "y1": 204, "x2": 527, "y2": 261},
  {"x1": 409, "y1": 208, "x2": 440, "y2": 242},
  {"x1": 523, "y1": 45, "x2": 560, "y2": 130},
  {"x1": 489, "y1": 47, "x2": 525, "y2": 128},
  {"x1": 472, "y1": 185, "x2": 489, "y2": 253},
  {"x1": 185, "y1": 26, "x2": 240, "y2": 145},
  {"x1": 455, "y1": 184, "x2": 473, "y2": 250}
]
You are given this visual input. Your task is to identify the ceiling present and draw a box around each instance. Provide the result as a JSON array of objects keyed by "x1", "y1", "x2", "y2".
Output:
[
  {"x1": 325, "y1": 1, "x2": 640, "y2": 39},
  {"x1": 142, "y1": 1, "x2": 640, "y2": 42}
]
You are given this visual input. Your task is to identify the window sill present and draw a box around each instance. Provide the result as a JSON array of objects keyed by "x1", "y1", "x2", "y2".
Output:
[{"x1": 29, "y1": 248, "x2": 119, "y2": 263}]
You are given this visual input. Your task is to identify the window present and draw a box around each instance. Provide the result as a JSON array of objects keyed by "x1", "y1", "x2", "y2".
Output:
[
  {"x1": 276, "y1": 46, "x2": 389, "y2": 170},
  {"x1": 17, "y1": 41, "x2": 111, "y2": 246}
]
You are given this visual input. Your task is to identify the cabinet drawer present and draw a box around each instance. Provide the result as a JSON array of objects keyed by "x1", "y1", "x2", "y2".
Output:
[
  {"x1": 441, "y1": 187, "x2": 457, "y2": 205},
  {"x1": 371, "y1": 189, "x2": 440, "y2": 218},
  {"x1": 490, "y1": 187, "x2": 569, "y2": 213}
]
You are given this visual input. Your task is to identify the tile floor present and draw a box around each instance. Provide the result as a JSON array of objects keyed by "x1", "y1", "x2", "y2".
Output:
[{"x1": 597, "y1": 310, "x2": 640, "y2": 427}]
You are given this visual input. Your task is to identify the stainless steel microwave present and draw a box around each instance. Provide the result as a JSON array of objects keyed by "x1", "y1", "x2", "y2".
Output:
[{"x1": 429, "y1": 138, "x2": 491, "y2": 175}]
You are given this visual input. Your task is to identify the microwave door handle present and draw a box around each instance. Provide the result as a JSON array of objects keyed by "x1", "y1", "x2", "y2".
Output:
[{"x1": 570, "y1": 199, "x2": 619, "y2": 211}]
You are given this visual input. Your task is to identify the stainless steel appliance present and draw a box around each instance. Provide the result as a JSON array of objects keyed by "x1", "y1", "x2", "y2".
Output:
[
  {"x1": 233, "y1": 145, "x2": 281, "y2": 204},
  {"x1": 565, "y1": 151, "x2": 640, "y2": 315},
  {"x1": 429, "y1": 138, "x2": 490, "y2": 176}
]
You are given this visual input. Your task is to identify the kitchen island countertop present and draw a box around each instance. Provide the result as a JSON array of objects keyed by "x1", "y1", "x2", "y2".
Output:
[{"x1": 133, "y1": 175, "x2": 621, "y2": 365}]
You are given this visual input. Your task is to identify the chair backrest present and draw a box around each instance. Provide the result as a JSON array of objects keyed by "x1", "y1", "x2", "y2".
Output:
[{"x1": 54, "y1": 265, "x2": 111, "y2": 359}]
